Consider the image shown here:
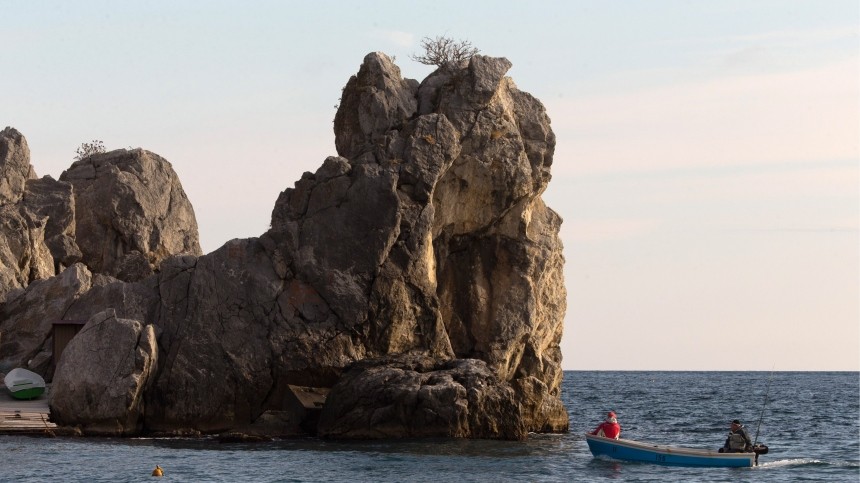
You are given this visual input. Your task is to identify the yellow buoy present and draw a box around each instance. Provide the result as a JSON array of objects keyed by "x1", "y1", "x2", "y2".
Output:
[{"x1": 152, "y1": 465, "x2": 164, "y2": 477}]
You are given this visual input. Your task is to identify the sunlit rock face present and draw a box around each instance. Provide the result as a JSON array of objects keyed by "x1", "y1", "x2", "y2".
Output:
[
  {"x1": 277, "y1": 51, "x2": 568, "y2": 436},
  {"x1": 0, "y1": 127, "x2": 37, "y2": 206},
  {"x1": 9, "y1": 52, "x2": 567, "y2": 439},
  {"x1": 0, "y1": 127, "x2": 52, "y2": 303}
]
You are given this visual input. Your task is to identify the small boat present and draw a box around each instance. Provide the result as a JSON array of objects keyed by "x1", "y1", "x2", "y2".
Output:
[
  {"x1": 3, "y1": 368, "x2": 46, "y2": 400},
  {"x1": 585, "y1": 433, "x2": 768, "y2": 467}
]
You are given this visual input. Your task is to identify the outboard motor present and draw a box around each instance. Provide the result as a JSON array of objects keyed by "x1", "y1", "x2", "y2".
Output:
[{"x1": 752, "y1": 444, "x2": 769, "y2": 465}]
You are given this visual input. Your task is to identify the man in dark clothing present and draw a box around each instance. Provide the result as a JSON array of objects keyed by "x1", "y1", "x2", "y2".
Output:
[{"x1": 720, "y1": 419, "x2": 753, "y2": 452}]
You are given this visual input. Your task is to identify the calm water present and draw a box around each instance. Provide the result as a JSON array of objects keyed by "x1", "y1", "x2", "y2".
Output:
[{"x1": 2, "y1": 371, "x2": 857, "y2": 482}]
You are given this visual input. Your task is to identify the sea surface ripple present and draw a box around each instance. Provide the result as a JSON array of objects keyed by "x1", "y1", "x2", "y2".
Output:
[{"x1": 1, "y1": 371, "x2": 857, "y2": 482}]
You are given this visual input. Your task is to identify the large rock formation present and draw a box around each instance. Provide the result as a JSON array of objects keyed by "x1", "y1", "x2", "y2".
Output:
[
  {"x1": 59, "y1": 149, "x2": 202, "y2": 282},
  {"x1": 7, "y1": 52, "x2": 567, "y2": 439},
  {"x1": 0, "y1": 137, "x2": 202, "y2": 377}
]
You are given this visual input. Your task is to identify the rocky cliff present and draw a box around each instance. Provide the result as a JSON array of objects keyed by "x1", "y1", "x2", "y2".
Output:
[
  {"x1": 0, "y1": 127, "x2": 52, "y2": 301},
  {"x1": 1, "y1": 52, "x2": 567, "y2": 439}
]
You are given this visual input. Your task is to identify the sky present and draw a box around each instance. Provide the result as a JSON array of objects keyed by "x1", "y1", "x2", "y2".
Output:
[{"x1": 2, "y1": 0, "x2": 857, "y2": 371}]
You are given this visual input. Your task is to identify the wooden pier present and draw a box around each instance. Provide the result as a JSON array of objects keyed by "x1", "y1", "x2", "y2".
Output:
[{"x1": 0, "y1": 384, "x2": 58, "y2": 435}]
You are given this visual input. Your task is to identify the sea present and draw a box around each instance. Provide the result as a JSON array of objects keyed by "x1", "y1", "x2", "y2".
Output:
[{"x1": 1, "y1": 371, "x2": 857, "y2": 482}]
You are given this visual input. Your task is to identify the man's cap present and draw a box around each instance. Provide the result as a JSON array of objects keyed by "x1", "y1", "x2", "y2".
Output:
[
  {"x1": 608, "y1": 411, "x2": 616, "y2": 418},
  {"x1": 731, "y1": 419, "x2": 741, "y2": 425}
]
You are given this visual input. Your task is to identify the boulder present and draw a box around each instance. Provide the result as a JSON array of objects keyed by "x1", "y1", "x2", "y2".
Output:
[
  {"x1": 59, "y1": 148, "x2": 202, "y2": 281},
  {"x1": 50, "y1": 309, "x2": 158, "y2": 435},
  {"x1": 317, "y1": 353, "x2": 525, "y2": 440}
]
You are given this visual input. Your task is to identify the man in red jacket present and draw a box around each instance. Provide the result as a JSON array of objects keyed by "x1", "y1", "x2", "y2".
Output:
[{"x1": 590, "y1": 411, "x2": 622, "y2": 439}]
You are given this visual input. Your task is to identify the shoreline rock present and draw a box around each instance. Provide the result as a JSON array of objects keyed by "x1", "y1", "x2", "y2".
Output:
[{"x1": 3, "y1": 50, "x2": 568, "y2": 440}]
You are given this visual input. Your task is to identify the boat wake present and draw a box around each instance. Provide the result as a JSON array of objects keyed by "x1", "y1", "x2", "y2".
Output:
[
  {"x1": 756, "y1": 458, "x2": 821, "y2": 468},
  {"x1": 756, "y1": 458, "x2": 860, "y2": 469}
]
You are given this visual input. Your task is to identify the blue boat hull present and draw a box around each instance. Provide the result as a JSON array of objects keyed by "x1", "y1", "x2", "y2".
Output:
[{"x1": 585, "y1": 434, "x2": 756, "y2": 467}]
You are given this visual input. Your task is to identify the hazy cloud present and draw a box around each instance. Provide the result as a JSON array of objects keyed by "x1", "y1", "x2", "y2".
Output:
[
  {"x1": 550, "y1": 58, "x2": 859, "y2": 177},
  {"x1": 564, "y1": 218, "x2": 660, "y2": 243},
  {"x1": 649, "y1": 25, "x2": 859, "y2": 51},
  {"x1": 726, "y1": 25, "x2": 859, "y2": 45},
  {"x1": 373, "y1": 29, "x2": 414, "y2": 47}
]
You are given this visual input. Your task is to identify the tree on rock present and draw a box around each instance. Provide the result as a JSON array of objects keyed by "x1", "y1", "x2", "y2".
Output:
[
  {"x1": 411, "y1": 36, "x2": 480, "y2": 70},
  {"x1": 74, "y1": 140, "x2": 105, "y2": 161}
]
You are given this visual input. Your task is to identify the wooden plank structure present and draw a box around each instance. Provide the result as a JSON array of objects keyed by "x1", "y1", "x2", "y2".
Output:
[
  {"x1": 287, "y1": 385, "x2": 329, "y2": 410},
  {"x1": 286, "y1": 385, "x2": 329, "y2": 434},
  {"x1": 52, "y1": 320, "x2": 87, "y2": 375},
  {"x1": 0, "y1": 383, "x2": 57, "y2": 435}
]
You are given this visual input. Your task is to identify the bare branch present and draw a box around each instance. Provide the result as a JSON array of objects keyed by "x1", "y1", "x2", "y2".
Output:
[
  {"x1": 74, "y1": 140, "x2": 106, "y2": 161},
  {"x1": 411, "y1": 36, "x2": 480, "y2": 69}
]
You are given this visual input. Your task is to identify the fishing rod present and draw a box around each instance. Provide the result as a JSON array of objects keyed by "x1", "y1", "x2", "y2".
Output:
[{"x1": 753, "y1": 367, "x2": 775, "y2": 446}]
